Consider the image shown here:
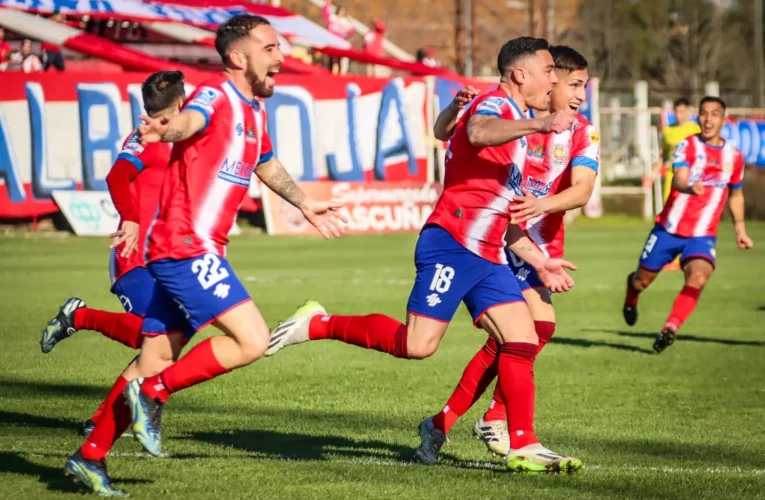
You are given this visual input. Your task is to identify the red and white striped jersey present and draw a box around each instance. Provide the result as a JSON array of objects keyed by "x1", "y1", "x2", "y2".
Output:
[
  {"x1": 522, "y1": 115, "x2": 600, "y2": 258},
  {"x1": 147, "y1": 75, "x2": 273, "y2": 262},
  {"x1": 426, "y1": 87, "x2": 529, "y2": 264},
  {"x1": 108, "y1": 131, "x2": 171, "y2": 283},
  {"x1": 657, "y1": 135, "x2": 744, "y2": 238}
]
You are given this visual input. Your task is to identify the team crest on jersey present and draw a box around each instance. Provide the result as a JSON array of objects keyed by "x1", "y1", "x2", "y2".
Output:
[
  {"x1": 218, "y1": 157, "x2": 254, "y2": 187},
  {"x1": 589, "y1": 129, "x2": 600, "y2": 145},
  {"x1": 505, "y1": 162, "x2": 523, "y2": 196},
  {"x1": 245, "y1": 126, "x2": 257, "y2": 144},
  {"x1": 551, "y1": 144, "x2": 569, "y2": 166}
]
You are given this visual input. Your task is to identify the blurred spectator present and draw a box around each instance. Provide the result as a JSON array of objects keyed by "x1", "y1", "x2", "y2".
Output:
[
  {"x1": 42, "y1": 10, "x2": 66, "y2": 71},
  {"x1": 363, "y1": 19, "x2": 385, "y2": 77},
  {"x1": 416, "y1": 47, "x2": 441, "y2": 68},
  {"x1": 13, "y1": 39, "x2": 43, "y2": 73},
  {"x1": 322, "y1": 1, "x2": 354, "y2": 75},
  {"x1": 0, "y1": 27, "x2": 11, "y2": 71}
]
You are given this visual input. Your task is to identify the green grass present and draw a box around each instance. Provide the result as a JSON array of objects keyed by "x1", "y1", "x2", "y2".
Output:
[{"x1": 1, "y1": 221, "x2": 765, "y2": 499}]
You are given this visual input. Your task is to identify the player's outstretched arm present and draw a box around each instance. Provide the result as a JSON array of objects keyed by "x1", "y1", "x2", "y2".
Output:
[
  {"x1": 510, "y1": 167, "x2": 597, "y2": 223},
  {"x1": 433, "y1": 86, "x2": 479, "y2": 141},
  {"x1": 138, "y1": 109, "x2": 206, "y2": 144},
  {"x1": 467, "y1": 110, "x2": 574, "y2": 147},
  {"x1": 257, "y1": 157, "x2": 348, "y2": 239},
  {"x1": 672, "y1": 166, "x2": 704, "y2": 195},
  {"x1": 505, "y1": 224, "x2": 577, "y2": 293},
  {"x1": 728, "y1": 188, "x2": 754, "y2": 250}
]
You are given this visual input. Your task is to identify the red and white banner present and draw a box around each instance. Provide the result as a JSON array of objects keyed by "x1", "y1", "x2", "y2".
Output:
[
  {"x1": 261, "y1": 181, "x2": 443, "y2": 236},
  {"x1": 0, "y1": 0, "x2": 351, "y2": 50},
  {"x1": 0, "y1": 72, "x2": 433, "y2": 219}
]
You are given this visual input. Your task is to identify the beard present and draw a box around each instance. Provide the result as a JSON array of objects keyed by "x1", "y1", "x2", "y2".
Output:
[{"x1": 246, "y1": 60, "x2": 275, "y2": 98}]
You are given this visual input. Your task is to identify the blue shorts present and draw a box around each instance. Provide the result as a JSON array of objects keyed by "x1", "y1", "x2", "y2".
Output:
[
  {"x1": 112, "y1": 267, "x2": 156, "y2": 316},
  {"x1": 505, "y1": 250, "x2": 545, "y2": 292},
  {"x1": 142, "y1": 253, "x2": 251, "y2": 337},
  {"x1": 639, "y1": 224, "x2": 717, "y2": 271},
  {"x1": 406, "y1": 226, "x2": 525, "y2": 324}
]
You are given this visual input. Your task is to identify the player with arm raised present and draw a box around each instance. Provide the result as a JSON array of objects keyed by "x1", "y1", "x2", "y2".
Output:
[
  {"x1": 623, "y1": 96, "x2": 753, "y2": 353},
  {"x1": 266, "y1": 37, "x2": 583, "y2": 473},
  {"x1": 64, "y1": 15, "x2": 346, "y2": 496},
  {"x1": 40, "y1": 70, "x2": 186, "y2": 437},
  {"x1": 417, "y1": 45, "x2": 600, "y2": 460}
]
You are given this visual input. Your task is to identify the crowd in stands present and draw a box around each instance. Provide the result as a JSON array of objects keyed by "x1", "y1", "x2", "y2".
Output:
[{"x1": 0, "y1": 13, "x2": 66, "y2": 73}]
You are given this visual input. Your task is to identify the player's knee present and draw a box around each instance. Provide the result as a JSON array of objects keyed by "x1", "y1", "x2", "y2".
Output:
[
  {"x1": 633, "y1": 272, "x2": 653, "y2": 290},
  {"x1": 405, "y1": 335, "x2": 439, "y2": 360},
  {"x1": 237, "y1": 333, "x2": 268, "y2": 364},
  {"x1": 687, "y1": 271, "x2": 709, "y2": 289}
]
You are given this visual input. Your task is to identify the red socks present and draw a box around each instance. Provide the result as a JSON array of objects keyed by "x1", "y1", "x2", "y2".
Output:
[
  {"x1": 497, "y1": 342, "x2": 539, "y2": 450},
  {"x1": 80, "y1": 375, "x2": 130, "y2": 462},
  {"x1": 309, "y1": 314, "x2": 408, "y2": 358},
  {"x1": 665, "y1": 285, "x2": 702, "y2": 331},
  {"x1": 89, "y1": 364, "x2": 134, "y2": 424},
  {"x1": 432, "y1": 337, "x2": 499, "y2": 434},
  {"x1": 624, "y1": 273, "x2": 640, "y2": 308},
  {"x1": 142, "y1": 338, "x2": 229, "y2": 403},
  {"x1": 73, "y1": 308, "x2": 144, "y2": 349},
  {"x1": 484, "y1": 322, "x2": 555, "y2": 422}
]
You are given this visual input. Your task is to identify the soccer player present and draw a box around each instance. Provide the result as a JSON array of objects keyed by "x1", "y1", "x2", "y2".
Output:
[
  {"x1": 40, "y1": 70, "x2": 187, "y2": 437},
  {"x1": 644, "y1": 98, "x2": 701, "y2": 270},
  {"x1": 623, "y1": 96, "x2": 754, "y2": 353},
  {"x1": 63, "y1": 14, "x2": 347, "y2": 496},
  {"x1": 417, "y1": 45, "x2": 599, "y2": 461},
  {"x1": 266, "y1": 37, "x2": 583, "y2": 473}
]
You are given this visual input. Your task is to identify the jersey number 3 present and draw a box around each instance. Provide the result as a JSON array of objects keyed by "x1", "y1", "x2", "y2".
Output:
[{"x1": 191, "y1": 254, "x2": 230, "y2": 290}]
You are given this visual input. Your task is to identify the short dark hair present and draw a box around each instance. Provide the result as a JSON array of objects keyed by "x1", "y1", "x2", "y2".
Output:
[
  {"x1": 497, "y1": 37, "x2": 549, "y2": 75},
  {"x1": 673, "y1": 97, "x2": 691, "y2": 108},
  {"x1": 215, "y1": 14, "x2": 271, "y2": 62},
  {"x1": 699, "y1": 95, "x2": 727, "y2": 112},
  {"x1": 549, "y1": 45, "x2": 588, "y2": 73},
  {"x1": 142, "y1": 71, "x2": 186, "y2": 115}
]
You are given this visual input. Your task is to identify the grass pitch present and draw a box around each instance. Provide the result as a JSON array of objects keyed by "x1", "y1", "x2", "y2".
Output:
[{"x1": 1, "y1": 219, "x2": 764, "y2": 499}]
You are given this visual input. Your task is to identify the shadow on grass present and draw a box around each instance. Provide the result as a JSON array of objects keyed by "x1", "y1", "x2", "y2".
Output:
[
  {"x1": 0, "y1": 409, "x2": 80, "y2": 432},
  {"x1": 0, "y1": 451, "x2": 152, "y2": 495},
  {"x1": 185, "y1": 428, "x2": 428, "y2": 464},
  {"x1": 582, "y1": 328, "x2": 765, "y2": 347},
  {"x1": 550, "y1": 336, "x2": 654, "y2": 354}
]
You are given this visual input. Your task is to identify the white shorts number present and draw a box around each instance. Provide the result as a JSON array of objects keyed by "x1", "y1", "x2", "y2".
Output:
[
  {"x1": 429, "y1": 263, "x2": 455, "y2": 293},
  {"x1": 191, "y1": 254, "x2": 230, "y2": 290},
  {"x1": 642, "y1": 234, "x2": 658, "y2": 260}
]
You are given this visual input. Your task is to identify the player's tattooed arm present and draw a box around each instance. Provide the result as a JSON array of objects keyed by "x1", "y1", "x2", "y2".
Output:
[
  {"x1": 505, "y1": 224, "x2": 577, "y2": 293},
  {"x1": 138, "y1": 109, "x2": 206, "y2": 144},
  {"x1": 256, "y1": 157, "x2": 307, "y2": 211}
]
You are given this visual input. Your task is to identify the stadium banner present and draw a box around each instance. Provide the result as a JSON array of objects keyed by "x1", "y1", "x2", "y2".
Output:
[
  {"x1": 0, "y1": 72, "x2": 432, "y2": 220},
  {"x1": 261, "y1": 181, "x2": 443, "y2": 236},
  {"x1": 660, "y1": 110, "x2": 765, "y2": 168}
]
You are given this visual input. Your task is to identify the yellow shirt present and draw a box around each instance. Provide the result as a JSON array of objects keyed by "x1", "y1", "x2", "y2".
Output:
[{"x1": 662, "y1": 121, "x2": 701, "y2": 164}]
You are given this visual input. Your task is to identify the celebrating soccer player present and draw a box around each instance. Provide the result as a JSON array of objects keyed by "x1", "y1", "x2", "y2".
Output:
[
  {"x1": 416, "y1": 45, "x2": 599, "y2": 462},
  {"x1": 62, "y1": 14, "x2": 347, "y2": 495},
  {"x1": 40, "y1": 70, "x2": 187, "y2": 438},
  {"x1": 267, "y1": 37, "x2": 584, "y2": 473},
  {"x1": 623, "y1": 96, "x2": 754, "y2": 353}
]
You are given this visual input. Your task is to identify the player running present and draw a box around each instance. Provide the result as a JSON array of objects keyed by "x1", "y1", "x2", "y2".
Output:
[
  {"x1": 63, "y1": 14, "x2": 347, "y2": 496},
  {"x1": 623, "y1": 96, "x2": 754, "y2": 353},
  {"x1": 40, "y1": 70, "x2": 186, "y2": 437},
  {"x1": 266, "y1": 37, "x2": 583, "y2": 473},
  {"x1": 416, "y1": 45, "x2": 599, "y2": 462}
]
